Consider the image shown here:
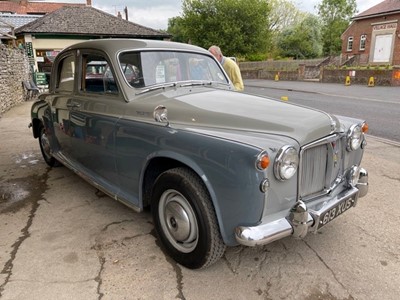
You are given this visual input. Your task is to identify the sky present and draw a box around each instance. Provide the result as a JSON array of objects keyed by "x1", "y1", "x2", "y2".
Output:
[{"x1": 49, "y1": 0, "x2": 385, "y2": 30}]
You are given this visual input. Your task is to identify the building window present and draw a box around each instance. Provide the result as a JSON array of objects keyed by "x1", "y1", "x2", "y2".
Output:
[
  {"x1": 360, "y1": 34, "x2": 367, "y2": 51},
  {"x1": 347, "y1": 36, "x2": 353, "y2": 51}
]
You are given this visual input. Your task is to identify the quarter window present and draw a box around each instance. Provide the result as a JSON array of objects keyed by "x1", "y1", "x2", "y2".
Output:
[
  {"x1": 360, "y1": 34, "x2": 367, "y2": 51},
  {"x1": 347, "y1": 36, "x2": 354, "y2": 51},
  {"x1": 57, "y1": 55, "x2": 75, "y2": 92}
]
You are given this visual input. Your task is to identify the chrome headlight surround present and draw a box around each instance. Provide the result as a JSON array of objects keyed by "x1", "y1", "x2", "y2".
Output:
[
  {"x1": 274, "y1": 145, "x2": 299, "y2": 181},
  {"x1": 347, "y1": 124, "x2": 363, "y2": 151}
]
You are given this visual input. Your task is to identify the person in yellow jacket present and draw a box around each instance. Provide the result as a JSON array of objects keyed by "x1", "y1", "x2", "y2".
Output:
[{"x1": 208, "y1": 45, "x2": 244, "y2": 91}]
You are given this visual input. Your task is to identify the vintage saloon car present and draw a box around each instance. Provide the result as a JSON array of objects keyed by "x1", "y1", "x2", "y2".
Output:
[{"x1": 30, "y1": 39, "x2": 369, "y2": 269}]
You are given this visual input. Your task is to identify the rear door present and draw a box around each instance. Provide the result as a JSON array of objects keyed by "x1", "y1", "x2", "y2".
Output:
[{"x1": 50, "y1": 52, "x2": 77, "y2": 158}]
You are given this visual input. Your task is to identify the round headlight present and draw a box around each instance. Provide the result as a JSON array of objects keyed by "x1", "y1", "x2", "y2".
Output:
[
  {"x1": 274, "y1": 146, "x2": 299, "y2": 181},
  {"x1": 347, "y1": 124, "x2": 363, "y2": 151}
]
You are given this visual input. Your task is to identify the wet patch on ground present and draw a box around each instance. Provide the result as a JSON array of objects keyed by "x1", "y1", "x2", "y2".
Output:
[
  {"x1": 12, "y1": 152, "x2": 40, "y2": 168},
  {"x1": 0, "y1": 173, "x2": 48, "y2": 214},
  {"x1": 0, "y1": 170, "x2": 49, "y2": 297}
]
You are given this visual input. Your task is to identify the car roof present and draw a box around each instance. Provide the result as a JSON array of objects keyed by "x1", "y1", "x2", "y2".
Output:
[{"x1": 63, "y1": 38, "x2": 209, "y2": 55}]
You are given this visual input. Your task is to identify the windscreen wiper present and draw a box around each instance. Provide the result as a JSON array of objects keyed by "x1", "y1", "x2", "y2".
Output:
[{"x1": 135, "y1": 82, "x2": 177, "y2": 95}]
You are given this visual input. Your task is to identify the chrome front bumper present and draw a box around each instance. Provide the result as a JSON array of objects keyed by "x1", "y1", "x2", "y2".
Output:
[{"x1": 235, "y1": 168, "x2": 368, "y2": 247}]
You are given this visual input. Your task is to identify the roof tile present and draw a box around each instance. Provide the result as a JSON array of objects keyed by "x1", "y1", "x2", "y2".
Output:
[
  {"x1": 14, "y1": 6, "x2": 169, "y2": 38},
  {"x1": 354, "y1": 0, "x2": 400, "y2": 19}
]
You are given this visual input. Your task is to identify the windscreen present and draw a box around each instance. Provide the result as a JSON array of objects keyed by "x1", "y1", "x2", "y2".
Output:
[{"x1": 118, "y1": 51, "x2": 229, "y2": 88}]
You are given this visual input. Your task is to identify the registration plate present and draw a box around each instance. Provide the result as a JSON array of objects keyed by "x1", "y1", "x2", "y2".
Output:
[{"x1": 317, "y1": 198, "x2": 355, "y2": 229}]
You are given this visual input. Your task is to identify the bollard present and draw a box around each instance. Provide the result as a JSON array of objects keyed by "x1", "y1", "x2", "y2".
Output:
[
  {"x1": 280, "y1": 96, "x2": 288, "y2": 101},
  {"x1": 345, "y1": 76, "x2": 351, "y2": 86},
  {"x1": 275, "y1": 74, "x2": 279, "y2": 81},
  {"x1": 368, "y1": 76, "x2": 375, "y2": 87}
]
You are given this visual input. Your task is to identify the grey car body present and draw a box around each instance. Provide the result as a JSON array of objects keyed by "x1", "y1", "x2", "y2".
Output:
[{"x1": 30, "y1": 39, "x2": 369, "y2": 269}]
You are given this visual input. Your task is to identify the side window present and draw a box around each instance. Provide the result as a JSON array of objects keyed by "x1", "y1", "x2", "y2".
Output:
[
  {"x1": 57, "y1": 55, "x2": 75, "y2": 92},
  {"x1": 360, "y1": 34, "x2": 367, "y2": 51},
  {"x1": 82, "y1": 54, "x2": 118, "y2": 94},
  {"x1": 347, "y1": 36, "x2": 353, "y2": 51}
]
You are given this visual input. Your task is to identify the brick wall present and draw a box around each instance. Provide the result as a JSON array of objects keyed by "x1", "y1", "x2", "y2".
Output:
[{"x1": 0, "y1": 44, "x2": 30, "y2": 115}]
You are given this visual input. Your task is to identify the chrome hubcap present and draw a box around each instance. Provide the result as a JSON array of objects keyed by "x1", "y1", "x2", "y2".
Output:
[{"x1": 159, "y1": 189, "x2": 198, "y2": 253}]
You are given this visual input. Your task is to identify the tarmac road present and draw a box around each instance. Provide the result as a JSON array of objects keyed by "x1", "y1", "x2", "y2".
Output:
[
  {"x1": 0, "y1": 98, "x2": 399, "y2": 300},
  {"x1": 244, "y1": 79, "x2": 400, "y2": 143}
]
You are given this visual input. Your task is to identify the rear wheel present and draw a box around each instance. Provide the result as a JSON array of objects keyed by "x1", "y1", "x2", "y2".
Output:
[
  {"x1": 151, "y1": 167, "x2": 225, "y2": 269},
  {"x1": 38, "y1": 125, "x2": 61, "y2": 167}
]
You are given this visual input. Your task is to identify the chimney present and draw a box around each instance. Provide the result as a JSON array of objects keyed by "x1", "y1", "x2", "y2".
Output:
[
  {"x1": 86, "y1": 0, "x2": 92, "y2": 6},
  {"x1": 117, "y1": 11, "x2": 122, "y2": 19},
  {"x1": 124, "y1": 6, "x2": 128, "y2": 21}
]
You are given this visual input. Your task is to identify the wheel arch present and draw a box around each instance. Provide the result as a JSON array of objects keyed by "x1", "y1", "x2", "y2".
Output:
[
  {"x1": 31, "y1": 99, "x2": 51, "y2": 138},
  {"x1": 141, "y1": 152, "x2": 227, "y2": 243}
]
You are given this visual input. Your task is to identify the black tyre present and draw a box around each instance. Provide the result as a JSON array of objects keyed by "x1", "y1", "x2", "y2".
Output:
[
  {"x1": 38, "y1": 125, "x2": 61, "y2": 167},
  {"x1": 151, "y1": 167, "x2": 226, "y2": 269}
]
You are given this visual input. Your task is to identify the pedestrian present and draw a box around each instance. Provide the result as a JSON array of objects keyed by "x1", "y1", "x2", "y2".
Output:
[{"x1": 208, "y1": 45, "x2": 244, "y2": 91}]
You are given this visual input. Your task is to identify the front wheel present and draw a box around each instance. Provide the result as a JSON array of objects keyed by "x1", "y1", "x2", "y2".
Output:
[
  {"x1": 151, "y1": 167, "x2": 225, "y2": 269},
  {"x1": 38, "y1": 125, "x2": 61, "y2": 167}
]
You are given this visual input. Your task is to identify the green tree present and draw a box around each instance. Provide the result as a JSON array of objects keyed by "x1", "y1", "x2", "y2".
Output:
[
  {"x1": 177, "y1": 0, "x2": 271, "y2": 57},
  {"x1": 269, "y1": 0, "x2": 306, "y2": 32},
  {"x1": 167, "y1": 16, "x2": 186, "y2": 43},
  {"x1": 268, "y1": 0, "x2": 309, "y2": 58},
  {"x1": 317, "y1": 0, "x2": 357, "y2": 55},
  {"x1": 277, "y1": 14, "x2": 323, "y2": 59}
]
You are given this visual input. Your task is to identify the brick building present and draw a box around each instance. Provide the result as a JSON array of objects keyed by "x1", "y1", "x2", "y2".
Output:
[
  {"x1": 341, "y1": 0, "x2": 400, "y2": 66},
  {"x1": 0, "y1": 0, "x2": 87, "y2": 15}
]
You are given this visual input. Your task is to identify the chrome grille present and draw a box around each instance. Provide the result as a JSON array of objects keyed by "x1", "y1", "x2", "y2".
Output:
[
  {"x1": 300, "y1": 144, "x2": 327, "y2": 197},
  {"x1": 299, "y1": 134, "x2": 343, "y2": 201}
]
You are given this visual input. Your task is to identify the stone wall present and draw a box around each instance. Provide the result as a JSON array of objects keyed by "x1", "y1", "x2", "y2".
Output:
[
  {"x1": 239, "y1": 58, "x2": 329, "y2": 81},
  {"x1": 0, "y1": 44, "x2": 30, "y2": 116},
  {"x1": 321, "y1": 68, "x2": 400, "y2": 86},
  {"x1": 239, "y1": 60, "x2": 400, "y2": 86}
]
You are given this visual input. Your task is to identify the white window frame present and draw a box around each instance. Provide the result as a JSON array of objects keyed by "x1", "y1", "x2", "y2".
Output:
[
  {"x1": 347, "y1": 36, "x2": 354, "y2": 51},
  {"x1": 360, "y1": 34, "x2": 367, "y2": 51}
]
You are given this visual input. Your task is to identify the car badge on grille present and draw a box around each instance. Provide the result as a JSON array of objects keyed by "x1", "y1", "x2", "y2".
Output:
[{"x1": 332, "y1": 141, "x2": 339, "y2": 167}]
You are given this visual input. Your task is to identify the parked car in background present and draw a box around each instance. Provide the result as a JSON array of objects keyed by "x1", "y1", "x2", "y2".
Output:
[{"x1": 30, "y1": 39, "x2": 369, "y2": 269}]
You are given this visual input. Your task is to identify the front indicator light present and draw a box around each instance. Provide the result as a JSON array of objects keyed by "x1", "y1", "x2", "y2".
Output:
[
  {"x1": 256, "y1": 151, "x2": 270, "y2": 170},
  {"x1": 362, "y1": 122, "x2": 369, "y2": 133},
  {"x1": 274, "y1": 146, "x2": 299, "y2": 181}
]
